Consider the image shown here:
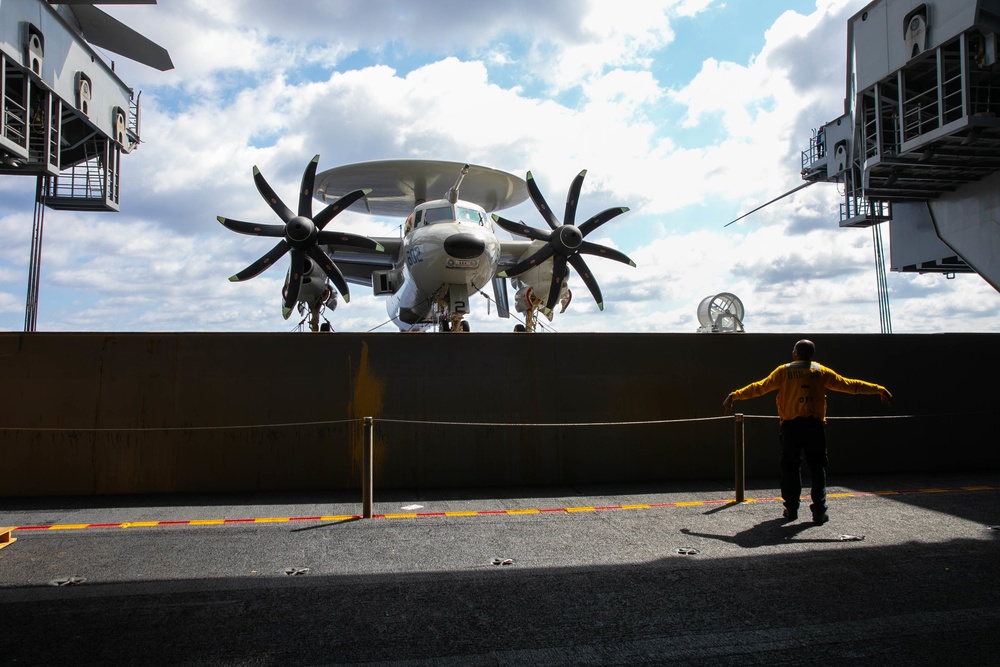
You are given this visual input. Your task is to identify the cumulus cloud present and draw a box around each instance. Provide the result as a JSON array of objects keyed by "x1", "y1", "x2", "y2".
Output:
[{"x1": 0, "y1": 0, "x2": 997, "y2": 334}]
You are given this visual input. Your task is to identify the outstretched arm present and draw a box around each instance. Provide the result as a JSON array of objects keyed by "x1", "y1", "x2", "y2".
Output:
[{"x1": 722, "y1": 393, "x2": 735, "y2": 414}]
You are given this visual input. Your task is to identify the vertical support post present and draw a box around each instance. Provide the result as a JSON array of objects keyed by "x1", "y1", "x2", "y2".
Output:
[
  {"x1": 734, "y1": 413, "x2": 745, "y2": 503},
  {"x1": 362, "y1": 416, "x2": 373, "y2": 519}
]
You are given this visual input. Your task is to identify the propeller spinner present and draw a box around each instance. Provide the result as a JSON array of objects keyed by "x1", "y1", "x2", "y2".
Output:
[
  {"x1": 493, "y1": 170, "x2": 635, "y2": 315},
  {"x1": 218, "y1": 155, "x2": 383, "y2": 319}
]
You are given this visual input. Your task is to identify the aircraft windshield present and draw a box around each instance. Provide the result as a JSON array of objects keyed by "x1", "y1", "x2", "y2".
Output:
[
  {"x1": 423, "y1": 206, "x2": 453, "y2": 224},
  {"x1": 456, "y1": 206, "x2": 486, "y2": 226}
]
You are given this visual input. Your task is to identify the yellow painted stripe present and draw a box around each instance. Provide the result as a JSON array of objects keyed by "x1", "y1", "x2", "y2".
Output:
[{"x1": 12, "y1": 485, "x2": 997, "y2": 533}]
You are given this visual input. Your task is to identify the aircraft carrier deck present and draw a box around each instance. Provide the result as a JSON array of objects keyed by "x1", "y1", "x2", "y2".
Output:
[{"x1": 2, "y1": 471, "x2": 998, "y2": 666}]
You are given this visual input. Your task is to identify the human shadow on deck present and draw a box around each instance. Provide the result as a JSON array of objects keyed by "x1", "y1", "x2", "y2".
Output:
[{"x1": 680, "y1": 517, "x2": 845, "y2": 548}]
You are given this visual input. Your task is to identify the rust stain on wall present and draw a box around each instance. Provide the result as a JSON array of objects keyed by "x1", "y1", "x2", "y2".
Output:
[{"x1": 347, "y1": 341, "x2": 385, "y2": 485}]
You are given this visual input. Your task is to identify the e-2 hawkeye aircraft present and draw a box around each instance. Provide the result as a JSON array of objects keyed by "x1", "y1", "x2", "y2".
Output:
[{"x1": 217, "y1": 158, "x2": 635, "y2": 332}]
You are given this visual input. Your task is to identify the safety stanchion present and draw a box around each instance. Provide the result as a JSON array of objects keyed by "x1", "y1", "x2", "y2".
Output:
[
  {"x1": 734, "y1": 413, "x2": 745, "y2": 503},
  {"x1": 363, "y1": 417, "x2": 373, "y2": 519}
]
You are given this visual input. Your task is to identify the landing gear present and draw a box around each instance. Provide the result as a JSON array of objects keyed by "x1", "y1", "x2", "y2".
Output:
[{"x1": 439, "y1": 316, "x2": 471, "y2": 332}]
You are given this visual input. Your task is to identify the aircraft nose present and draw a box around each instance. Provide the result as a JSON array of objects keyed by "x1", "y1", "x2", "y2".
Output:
[{"x1": 444, "y1": 233, "x2": 485, "y2": 259}]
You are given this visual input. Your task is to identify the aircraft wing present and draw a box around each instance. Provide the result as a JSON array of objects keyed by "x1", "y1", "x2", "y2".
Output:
[
  {"x1": 324, "y1": 236, "x2": 401, "y2": 287},
  {"x1": 497, "y1": 239, "x2": 538, "y2": 272}
]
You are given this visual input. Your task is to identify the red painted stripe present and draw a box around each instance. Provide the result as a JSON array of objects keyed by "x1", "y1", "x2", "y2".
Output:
[{"x1": 10, "y1": 485, "x2": 998, "y2": 532}]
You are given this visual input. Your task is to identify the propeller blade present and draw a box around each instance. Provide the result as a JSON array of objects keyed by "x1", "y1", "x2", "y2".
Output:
[
  {"x1": 499, "y1": 244, "x2": 555, "y2": 278},
  {"x1": 316, "y1": 230, "x2": 385, "y2": 252},
  {"x1": 578, "y1": 207, "x2": 629, "y2": 237},
  {"x1": 564, "y1": 169, "x2": 587, "y2": 227},
  {"x1": 230, "y1": 240, "x2": 289, "y2": 282},
  {"x1": 217, "y1": 216, "x2": 285, "y2": 238},
  {"x1": 253, "y1": 166, "x2": 295, "y2": 223},
  {"x1": 492, "y1": 214, "x2": 552, "y2": 242},
  {"x1": 579, "y1": 241, "x2": 636, "y2": 267},
  {"x1": 544, "y1": 255, "x2": 569, "y2": 313},
  {"x1": 307, "y1": 246, "x2": 350, "y2": 302},
  {"x1": 526, "y1": 172, "x2": 561, "y2": 230},
  {"x1": 298, "y1": 155, "x2": 320, "y2": 219},
  {"x1": 282, "y1": 248, "x2": 306, "y2": 319},
  {"x1": 568, "y1": 254, "x2": 604, "y2": 311},
  {"x1": 313, "y1": 188, "x2": 373, "y2": 229}
]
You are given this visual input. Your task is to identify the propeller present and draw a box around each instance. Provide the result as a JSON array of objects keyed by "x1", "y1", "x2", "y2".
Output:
[
  {"x1": 218, "y1": 155, "x2": 383, "y2": 319},
  {"x1": 493, "y1": 170, "x2": 635, "y2": 315}
]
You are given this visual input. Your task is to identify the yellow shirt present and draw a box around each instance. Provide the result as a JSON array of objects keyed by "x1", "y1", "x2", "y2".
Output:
[{"x1": 731, "y1": 361, "x2": 886, "y2": 423}]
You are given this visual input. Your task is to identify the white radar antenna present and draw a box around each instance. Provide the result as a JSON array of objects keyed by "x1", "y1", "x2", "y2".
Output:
[{"x1": 696, "y1": 293, "x2": 745, "y2": 333}]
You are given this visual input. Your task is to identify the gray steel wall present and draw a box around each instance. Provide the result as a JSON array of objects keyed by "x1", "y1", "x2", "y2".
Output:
[{"x1": 1, "y1": 332, "x2": 996, "y2": 496}]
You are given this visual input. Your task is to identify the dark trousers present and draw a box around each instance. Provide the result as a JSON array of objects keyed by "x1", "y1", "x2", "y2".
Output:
[{"x1": 779, "y1": 417, "x2": 828, "y2": 515}]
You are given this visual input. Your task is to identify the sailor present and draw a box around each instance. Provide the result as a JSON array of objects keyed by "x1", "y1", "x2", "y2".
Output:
[{"x1": 722, "y1": 339, "x2": 892, "y2": 524}]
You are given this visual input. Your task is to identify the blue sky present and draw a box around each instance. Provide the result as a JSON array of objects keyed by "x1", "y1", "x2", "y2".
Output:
[{"x1": 1, "y1": 0, "x2": 998, "y2": 333}]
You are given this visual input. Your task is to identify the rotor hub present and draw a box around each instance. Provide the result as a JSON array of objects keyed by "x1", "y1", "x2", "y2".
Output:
[
  {"x1": 555, "y1": 225, "x2": 584, "y2": 253},
  {"x1": 285, "y1": 216, "x2": 317, "y2": 246}
]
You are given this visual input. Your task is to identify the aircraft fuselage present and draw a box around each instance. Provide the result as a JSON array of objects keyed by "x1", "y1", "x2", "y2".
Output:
[{"x1": 387, "y1": 199, "x2": 500, "y2": 329}]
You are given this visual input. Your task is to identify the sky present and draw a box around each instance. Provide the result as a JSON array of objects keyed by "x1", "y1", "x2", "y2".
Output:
[{"x1": 1, "y1": 0, "x2": 998, "y2": 334}]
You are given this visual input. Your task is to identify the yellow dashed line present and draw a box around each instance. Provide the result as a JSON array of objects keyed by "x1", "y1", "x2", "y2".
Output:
[{"x1": 12, "y1": 485, "x2": 998, "y2": 533}]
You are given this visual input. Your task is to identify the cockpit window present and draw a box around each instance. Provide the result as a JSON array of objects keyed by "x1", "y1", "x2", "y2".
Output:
[
  {"x1": 423, "y1": 206, "x2": 453, "y2": 224},
  {"x1": 457, "y1": 206, "x2": 486, "y2": 226}
]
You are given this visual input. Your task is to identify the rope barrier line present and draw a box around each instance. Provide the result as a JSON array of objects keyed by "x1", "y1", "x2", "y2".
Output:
[
  {"x1": 10, "y1": 484, "x2": 997, "y2": 533},
  {"x1": 8, "y1": 410, "x2": 990, "y2": 432},
  {"x1": 375, "y1": 416, "x2": 733, "y2": 427},
  {"x1": 0, "y1": 419, "x2": 361, "y2": 433}
]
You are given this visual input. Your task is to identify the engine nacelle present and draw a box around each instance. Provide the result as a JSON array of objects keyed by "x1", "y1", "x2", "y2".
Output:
[{"x1": 509, "y1": 252, "x2": 569, "y2": 316}]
